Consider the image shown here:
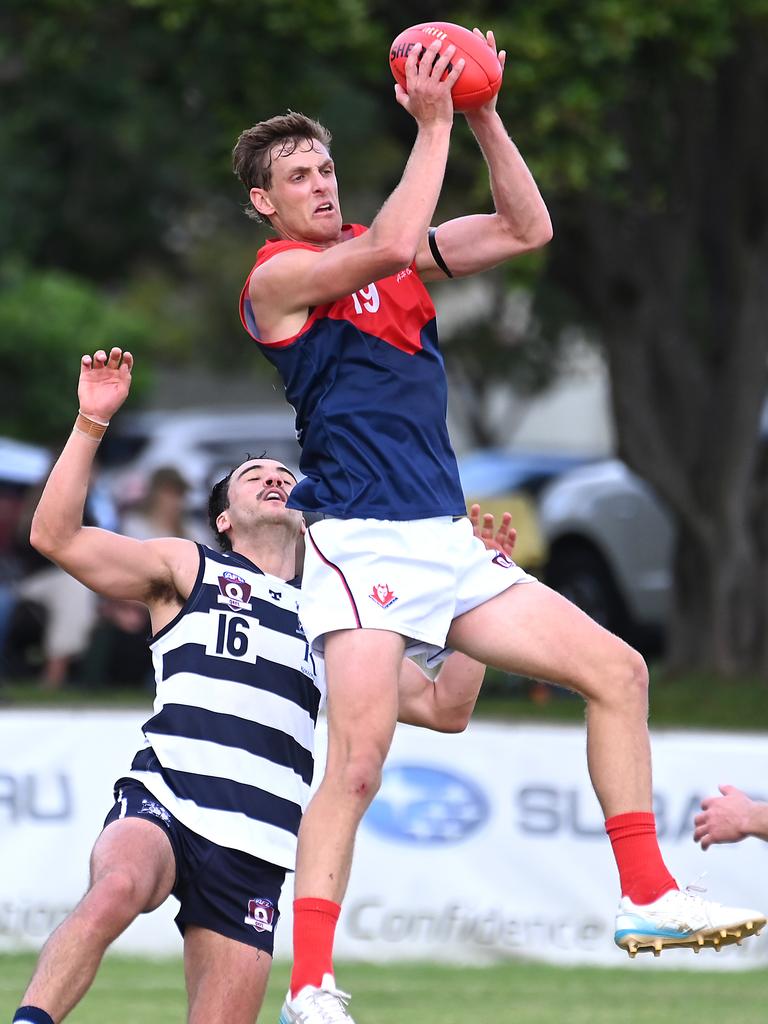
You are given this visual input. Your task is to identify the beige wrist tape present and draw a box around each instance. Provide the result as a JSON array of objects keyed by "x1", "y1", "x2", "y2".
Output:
[{"x1": 74, "y1": 411, "x2": 110, "y2": 441}]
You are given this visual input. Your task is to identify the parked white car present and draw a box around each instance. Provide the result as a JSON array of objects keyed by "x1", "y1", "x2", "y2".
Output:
[
  {"x1": 538, "y1": 459, "x2": 674, "y2": 653},
  {"x1": 98, "y1": 407, "x2": 301, "y2": 512}
]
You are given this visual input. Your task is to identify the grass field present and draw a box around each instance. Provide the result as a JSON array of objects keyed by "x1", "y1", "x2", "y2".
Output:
[
  {"x1": 4, "y1": 668, "x2": 768, "y2": 731},
  {"x1": 477, "y1": 670, "x2": 768, "y2": 731},
  {"x1": 2, "y1": 955, "x2": 767, "y2": 1024}
]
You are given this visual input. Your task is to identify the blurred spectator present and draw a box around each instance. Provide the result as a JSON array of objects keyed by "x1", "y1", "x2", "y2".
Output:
[
  {"x1": 8, "y1": 483, "x2": 98, "y2": 689},
  {"x1": 15, "y1": 565, "x2": 98, "y2": 689},
  {"x1": 0, "y1": 440, "x2": 53, "y2": 685},
  {"x1": 1, "y1": 456, "x2": 210, "y2": 691},
  {"x1": 121, "y1": 465, "x2": 209, "y2": 542},
  {"x1": 1, "y1": 462, "x2": 212, "y2": 691},
  {"x1": 0, "y1": 491, "x2": 23, "y2": 671},
  {"x1": 79, "y1": 597, "x2": 154, "y2": 690}
]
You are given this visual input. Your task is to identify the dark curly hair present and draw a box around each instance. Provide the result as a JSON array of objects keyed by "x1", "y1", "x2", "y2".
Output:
[
  {"x1": 207, "y1": 454, "x2": 299, "y2": 551},
  {"x1": 208, "y1": 468, "x2": 238, "y2": 551}
]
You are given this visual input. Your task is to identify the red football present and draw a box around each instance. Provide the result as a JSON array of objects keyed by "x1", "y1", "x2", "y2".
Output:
[{"x1": 389, "y1": 22, "x2": 502, "y2": 112}]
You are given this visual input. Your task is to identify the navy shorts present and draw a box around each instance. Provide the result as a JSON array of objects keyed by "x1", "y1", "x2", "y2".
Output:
[{"x1": 104, "y1": 778, "x2": 286, "y2": 954}]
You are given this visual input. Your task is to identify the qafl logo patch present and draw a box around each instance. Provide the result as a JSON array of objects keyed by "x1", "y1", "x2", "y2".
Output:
[
  {"x1": 491, "y1": 552, "x2": 515, "y2": 569},
  {"x1": 244, "y1": 897, "x2": 275, "y2": 933},
  {"x1": 217, "y1": 571, "x2": 253, "y2": 611},
  {"x1": 369, "y1": 583, "x2": 398, "y2": 609}
]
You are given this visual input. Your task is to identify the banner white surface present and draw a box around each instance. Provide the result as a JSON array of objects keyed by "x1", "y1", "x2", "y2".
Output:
[{"x1": 1, "y1": 710, "x2": 765, "y2": 969}]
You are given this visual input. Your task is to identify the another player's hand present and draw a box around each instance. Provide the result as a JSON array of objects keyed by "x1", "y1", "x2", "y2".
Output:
[
  {"x1": 464, "y1": 29, "x2": 505, "y2": 122},
  {"x1": 395, "y1": 39, "x2": 464, "y2": 125},
  {"x1": 693, "y1": 784, "x2": 753, "y2": 849},
  {"x1": 469, "y1": 503, "x2": 517, "y2": 556},
  {"x1": 78, "y1": 347, "x2": 133, "y2": 423}
]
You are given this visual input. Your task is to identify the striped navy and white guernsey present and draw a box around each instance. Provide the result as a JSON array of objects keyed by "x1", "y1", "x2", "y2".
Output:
[{"x1": 126, "y1": 544, "x2": 324, "y2": 870}]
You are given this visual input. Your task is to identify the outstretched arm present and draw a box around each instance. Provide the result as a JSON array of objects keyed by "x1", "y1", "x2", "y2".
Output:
[
  {"x1": 693, "y1": 785, "x2": 768, "y2": 849},
  {"x1": 397, "y1": 505, "x2": 518, "y2": 731},
  {"x1": 416, "y1": 29, "x2": 552, "y2": 281},
  {"x1": 250, "y1": 40, "x2": 463, "y2": 340},
  {"x1": 30, "y1": 348, "x2": 195, "y2": 605}
]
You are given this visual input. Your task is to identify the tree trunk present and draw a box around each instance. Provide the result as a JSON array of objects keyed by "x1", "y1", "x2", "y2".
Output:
[
  {"x1": 543, "y1": 33, "x2": 768, "y2": 674},
  {"x1": 666, "y1": 519, "x2": 764, "y2": 675}
]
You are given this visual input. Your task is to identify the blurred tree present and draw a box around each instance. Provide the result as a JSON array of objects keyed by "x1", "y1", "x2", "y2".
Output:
[
  {"x1": 3, "y1": 0, "x2": 768, "y2": 673},
  {"x1": 0, "y1": 268, "x2": 151, "y2": 444},
  {"x1": 510, "y1": 2, "x2": 768, "y2": 676},
  {"x1": 0, "y1": 0, "x2": 397, "y2": 368},
  {"x1": 0, "y1": 0, "x2": 388, "y2": 280}
]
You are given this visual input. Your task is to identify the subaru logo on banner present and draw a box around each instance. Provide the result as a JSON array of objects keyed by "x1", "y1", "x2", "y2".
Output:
[{"x1": 364, "y1": 764, "x2": 489, "y2": 844}]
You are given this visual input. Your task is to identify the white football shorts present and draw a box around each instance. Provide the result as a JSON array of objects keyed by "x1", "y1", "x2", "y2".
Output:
[{"x1": 300, "y1": 515, "x2": 535, "y2": 663}]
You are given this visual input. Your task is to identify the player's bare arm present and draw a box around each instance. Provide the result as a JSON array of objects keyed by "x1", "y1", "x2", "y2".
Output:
[
  {"x1": 694, "y1": 785, "x2": 768, "y2": 848},
  {"x1": 249, "y1": 40, "x2": 464, "y2": 343},
  {"x1": 397, "y1": 652, "x2": 484, "y2": 733},
  {"x1": 397, "y1": 504, "x2": 518, "y2": 731},
  {"x1": 416, "y1": 29, "x2": 553, "y2": 282},
  {"x1": 30, "y1": 348, "x2": 198, "y2": 626}
]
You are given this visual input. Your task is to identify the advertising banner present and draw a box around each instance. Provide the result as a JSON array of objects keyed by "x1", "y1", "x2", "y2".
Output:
[{"x1": 1, "y1": 710, "x2": 765, "y2": 969}]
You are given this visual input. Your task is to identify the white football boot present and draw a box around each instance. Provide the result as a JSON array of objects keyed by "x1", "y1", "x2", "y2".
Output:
[
  {"x1": 615, "y1": 884, "x2": 766, "y2": 957},
  {"x1": 279, "y1": 974, "x2": 355, "y2": 1024}
]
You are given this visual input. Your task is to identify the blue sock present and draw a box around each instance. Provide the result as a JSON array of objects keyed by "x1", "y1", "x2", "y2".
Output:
[{"x1": 14, "y1": 1008, "x2": 54, "y2": 1024}]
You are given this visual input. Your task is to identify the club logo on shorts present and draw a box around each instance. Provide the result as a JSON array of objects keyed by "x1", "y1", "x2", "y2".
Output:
[
  {"x1": 138, "y1": 798, "x2": 171, "y2": 826},
  {"x1": 244, "y1": 897, "x2": 275, "y2": 933},
  {"x1": 492, "y1": 552, "x2": 515, "y2": 569},
  {"x1": 370, "y1": 583, "x2": 398, "y2": 609},
  {"x1": 217, "y1": 572, "x2": 253, "y2": 611}
]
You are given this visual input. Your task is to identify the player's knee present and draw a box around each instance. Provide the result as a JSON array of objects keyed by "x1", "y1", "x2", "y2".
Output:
[
  {"x1": 338, "y1": 752, "x2": 384, "y2": 805},
  {"x1": 584, "y1": 643, "x2": 648, "y2": 714},
  {"x1": 627, "y1": 647, "x2": 649, "y2": 701},
  {"x1": 89, "y1": 867, "x2": 147, "y2": 927},
  {"x1": 610, "y1": 646, "x2": 649, "y2": 713}
]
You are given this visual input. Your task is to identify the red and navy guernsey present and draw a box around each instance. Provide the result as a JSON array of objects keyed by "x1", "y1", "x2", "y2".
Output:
[{"x1": 239, "y1": 224, "x2": 466, "y2": 521}]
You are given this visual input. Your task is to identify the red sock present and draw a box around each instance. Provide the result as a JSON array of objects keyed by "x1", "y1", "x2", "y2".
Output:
[
  {"x1": 605, "y1": 811, "x2": 678, "y2": 905},
  {"x1": 290, "y1": 897, "x2": 341, "y2": 998}
]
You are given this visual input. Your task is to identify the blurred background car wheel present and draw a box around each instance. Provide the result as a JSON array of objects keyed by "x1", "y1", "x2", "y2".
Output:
[{"x1": 544, "y1": 540, "x2": 630, "y2": 638}]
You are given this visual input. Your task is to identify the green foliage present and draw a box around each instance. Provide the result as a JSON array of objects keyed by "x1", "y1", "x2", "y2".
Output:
[
  {"x1": 0, "y1": 0, "x2": 387, "y2": 279},
  {"x1": 6, "y1": 0, "x2": 765, "y2": 377},
  {"x1": 373, "y1": 0, "x2": 765, "y2": 199},
  {"x1": 2, "y1": 0, "x2": 768, "y2": 669},
  {"x1": 4, "y1": 0, "x2": 768, "y2": 270},
  {"x1": 0, "y1": 0, "x2": 397, "y2": 370},
  {"x1": 0, "y1": 268, "x2": 152, "y2": 445}
]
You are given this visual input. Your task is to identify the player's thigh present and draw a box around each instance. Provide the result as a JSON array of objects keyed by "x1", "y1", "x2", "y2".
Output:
[
  {"x1": 90, "y1": 817, "x2": 176, "y2": 913},
  {"x1": 184, "y1": 925, "x2": 272, "y2": 1024},
  {"x1": 447, "y1": 579, "x2": 645, "y2": 699},
  {"x1": 323, "y1": 628, "x2": 405, "y2": 759}
]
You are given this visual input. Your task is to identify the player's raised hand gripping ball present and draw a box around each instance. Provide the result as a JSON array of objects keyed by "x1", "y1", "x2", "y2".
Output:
[{"x1": 389, "y1": 23, "x2": 502, "y2": 112}]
